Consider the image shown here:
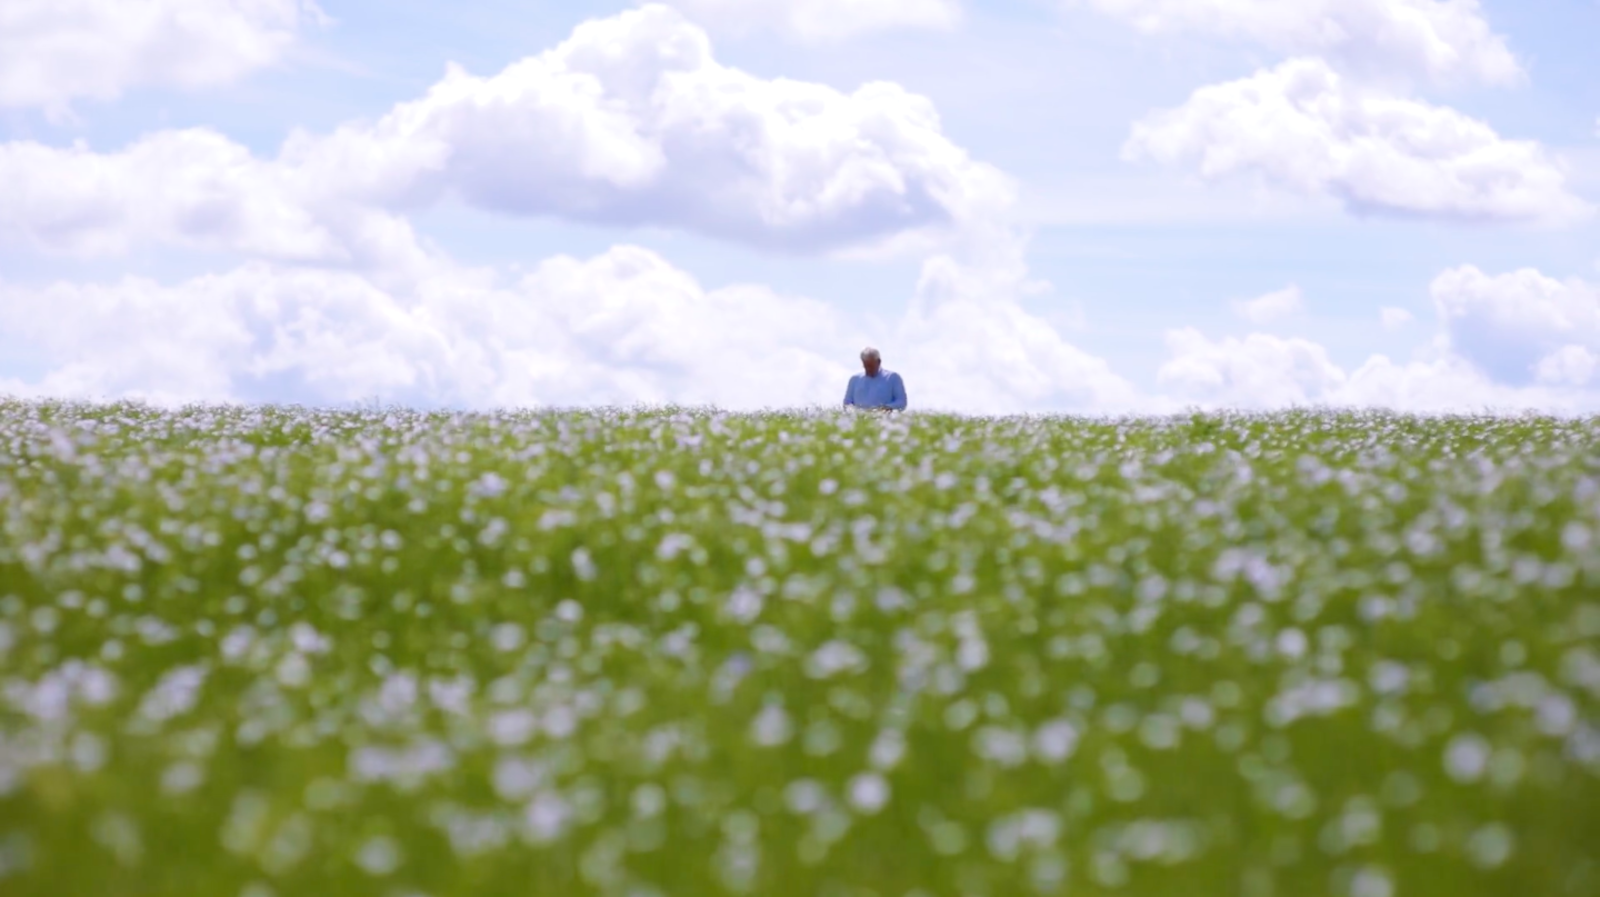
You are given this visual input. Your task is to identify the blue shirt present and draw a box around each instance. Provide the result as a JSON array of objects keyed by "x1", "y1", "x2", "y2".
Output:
[{"x1": 844, "y1": 369, "x2": 907, "y2": 410}]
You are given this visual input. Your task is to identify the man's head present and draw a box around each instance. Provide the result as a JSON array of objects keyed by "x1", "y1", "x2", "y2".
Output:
[{"x1": 860, "y1": 347, "x2": 882, "y2": 376}]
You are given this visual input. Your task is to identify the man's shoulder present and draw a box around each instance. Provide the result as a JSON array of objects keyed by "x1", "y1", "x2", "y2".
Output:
[{"x1": 884, "y1": 369, "x2": 902, "y2": 381}]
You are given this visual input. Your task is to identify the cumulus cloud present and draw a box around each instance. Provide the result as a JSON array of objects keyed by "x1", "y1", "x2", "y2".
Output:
[
  {"x1": 1430, "y1": 266, "x2": 1600, "y2": 385},
  {"x1": 0, "y1": 5, "x2": 1115, "y2": 416},
  {"x1": 1158, "y1": 328, "x2": 1346, "y2": 407},
  {"x1": 0, "y1": 129, "x2": 442, "y2": 280},
  {"x1": 1534, "y1": 346, "x2": 1597, "y2": 388},
  {"x1": 0, "y1": 0, "x2": 319, "y2": 112},
  {"x1": 1232, "y1": 285, "x2": 1303, "y2": 324},
  {"x1": 1159, "y1": 264, "x2": 1600, "y2": 412},
  {"x1": 8, "y1": 250, "x2": 1600, "y2": 414},
  {"x1": 0, "y1": 244, "x2": 1141, "y2": 414},
  {"x1": 1125, "y1": 58, "x2": 1590, "y2": 224},
  {"x1": 896, "y1": 255, "x2": 1144, "y2": 413},
  {"x1": 660, "y1": 0, "x2": 961, "y2": 41},
  {"x1": 1076, "y1": 0, "x2": 1521, "y2": 86},
  {"x1": 1380, "y1": 307, "x2": 1415, "y2": 330},
  {"x1": 0, "y1": 249, "x2": 846, "y2": 409},
  {"x1": 898, "y1": 298, "x2": 1145, "y2": 413},
  {"x1": 2, "y1": 130, "x2": 342, "y2": 260},
  {"x1": 1337, "y1": 353, "x2": 1590, "y2": 412},
  {"x1": 0, "y1": 5, "x2": 1011, "y2": 264},
  {"x1": 1157, "y1": 328, "x2": 1599, "y2": 412},
  {"x1": 289, "y1": 3, "x2": 1010, "y2": 255}
]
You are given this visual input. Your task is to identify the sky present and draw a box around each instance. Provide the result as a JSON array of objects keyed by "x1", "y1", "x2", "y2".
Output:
[{"x1": 1, "y1": 0, "x2": 1597, "y2": 414}]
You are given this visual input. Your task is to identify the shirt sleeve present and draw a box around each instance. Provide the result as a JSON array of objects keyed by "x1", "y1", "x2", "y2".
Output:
[
  {"x1": 843, "y1": 376, "x2": 856, "y2": 406},
  {"x1": 888, "y1": 373, "x2": 907, "y2": 410}
]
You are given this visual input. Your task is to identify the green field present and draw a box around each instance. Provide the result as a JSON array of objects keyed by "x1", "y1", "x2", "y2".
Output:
[{"x1": 1, "y1": 400, "x2": 1597, "y2": 897}]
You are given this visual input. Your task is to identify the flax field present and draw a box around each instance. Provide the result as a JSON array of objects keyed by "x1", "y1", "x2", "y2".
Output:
[{"x1": 1, "y1": 399, "x2": 1598, "y2": 897}]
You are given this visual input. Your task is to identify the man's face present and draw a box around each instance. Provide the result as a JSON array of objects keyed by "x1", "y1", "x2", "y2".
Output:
[{"x1": 862, "y1": 355, "x2": 881, "y2": 376}]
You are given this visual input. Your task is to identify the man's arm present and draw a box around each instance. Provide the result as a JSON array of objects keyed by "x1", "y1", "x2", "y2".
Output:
[
  {"x1": 888, "y1": 373, "x2": 907, "y2": 410},
  {"x1": 843, "y1": 376, "x2": 856, "y2": 407}
]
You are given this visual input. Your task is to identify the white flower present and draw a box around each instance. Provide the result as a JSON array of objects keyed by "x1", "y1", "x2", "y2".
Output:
[
  {"x1": 805, "y1": 640, "x2": 868, "y2": 679},
  {"x1": 1032, "y1": 720, "x2": 1080, "y2": 764},
  {"x1": 750, "y1": 705, "x2": 793, "y2": 747},
  {"x1": 488, "y1": 710, "x2": 538, "y2": 746},
  {"x1": 354, "y1": 835, "x2": 401, "y2": 876},
  {"x1": 570, "y1": 548, "x2": 597, "y2": 582},
  {"x1": 847, "y1": 773, "x2": 890, "y2": 814},
  {"x1": 1444, "y1": 733, "x2": 1491, "y2": 783},
  {"x1": 525, "y1": 792, "x2": 572, "y2": 843},
  {"x1": 135, "y1": 665, "x2": 208, "y2": 725},
  {"x1": 725, "y1": 587, "x2": 763, "y2": 624},
  {"x1": 869, "y1": 729, "x2": 907, "y2": 770}
]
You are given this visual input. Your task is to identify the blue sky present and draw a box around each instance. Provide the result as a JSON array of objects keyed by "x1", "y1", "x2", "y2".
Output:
[{"x1": 1, "y1": 0, "x2": 1597, "y2": 412}]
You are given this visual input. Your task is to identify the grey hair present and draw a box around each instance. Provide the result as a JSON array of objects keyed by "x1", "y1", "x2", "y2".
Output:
[{"x1": 860, "y1": 347, "x2": 881, "y2": 362}]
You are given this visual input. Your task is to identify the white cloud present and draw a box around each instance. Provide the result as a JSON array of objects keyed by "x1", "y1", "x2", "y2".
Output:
[
  {"x1": 1534, "y1": 345, "x2": 1598, "y2": 388},
  {"x1": 1125, "y1": 59, "x2": 1590, "y2": 225},
  {"x1": 0, "y1": 0, "x2": 319, "y2": 112},
  {"x1": 1157, "y1": 327, "x2": 1598, "y2": 412},
  {"x1": 1337, "y1": 352, "x2": 1588, "y2": 412},
  {"x1": 1380, "y1": 307, "x2": 1415, "y2": 330},
  {"x1": 479, "y1": 248, "x2": 856, "y2": 409},
  {"x1": 1157, "y1": 328, "x2": 1346, "y2": 408},
  {"x1": 0, "y1": 5, "x2": 1011, "y2": 263},
  {"x1": 1158, "y1": 264, "x2": 1600, "y2": 412},
  {"x1": 895, "y1": 255, "x2": 1144, "y2": 413},
  {"x1": 897, "y1": 297, "x2": 1146, "y2": 413},
  {"x1": 293, "y1": 4, "x2": 1011, "y2": 254},
  {"x1": 9, "y1": 249, "x2": 1600, "y2": 415},
  {"x1": 0, "y1": 265, "x2": 441, "y2": 405},
  {"x1": 660, "y1": 0, "x2": 961, "y2": 41},
  {"x1": 1, "y1": 130, "x2": 341, "y2": 260},
  {"x1": 1430, "y1": 266, "x2": 1600, "y2": 384},
  {"x1": 0, "y1": 5, "x2": 1105, "y2": 416},
  {"x1": 0, "y1": 129, "x2": 440, "y2": 279},
  {"x1": 1232, "y1": 285, "x2": 1303, "y2": 324},
  {"x1": 0, "y1": 248, "x2": 848, "y2": 409},
  {"x1": 1076, "y1": 0, "x2": 1521, "y2": 86},
  {"x1": 0, "y1": 245, "x2": 1141, "y2": 414}
]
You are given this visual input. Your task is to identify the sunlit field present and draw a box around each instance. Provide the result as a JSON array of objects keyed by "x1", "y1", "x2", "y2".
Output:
[{"x1": 1, "y1": 400, "x2": 1597, "y2": 897}]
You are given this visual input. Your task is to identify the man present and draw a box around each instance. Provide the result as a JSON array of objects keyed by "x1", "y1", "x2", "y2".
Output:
[{"x1": 843, "y1": 347, "x2": 907, "y2": 411}]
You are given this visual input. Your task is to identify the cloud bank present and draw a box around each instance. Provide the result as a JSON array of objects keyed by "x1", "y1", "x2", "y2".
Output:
[
  {"x1": 661, "y1": 0, "x2": 961, "y2": 41},
  {"x1": 297, "y1": 4, "x2": 1009, "y2": 252},
  {"x1": 1432, "y1": 266, "x2": 1600, "y2": 387},
  {"x1": 0, "y1": 5, "x2": 1108, "y2": 415},
  {"x1": 3, "y1": 4, "x2": 1596, "y2": 417},
  {"x1": 0, "y1": 247, "x2": 1143, "y2": 414},
  {"x1": 0, "y1": 0, "x2": 319, "y2": 112},
  {"x1": 1161, "y1": 267, "x2": 1600, "y2": 412},
  {"x1": 1, "y1": 5, "x2": 1012, "y2": 265},
  {"x1": 1077, "y1": 0, "x2": 1521, "y2": 86},
  {"x1": 1125, "y1": 58, "x2": 1590, "y2": 224}
]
